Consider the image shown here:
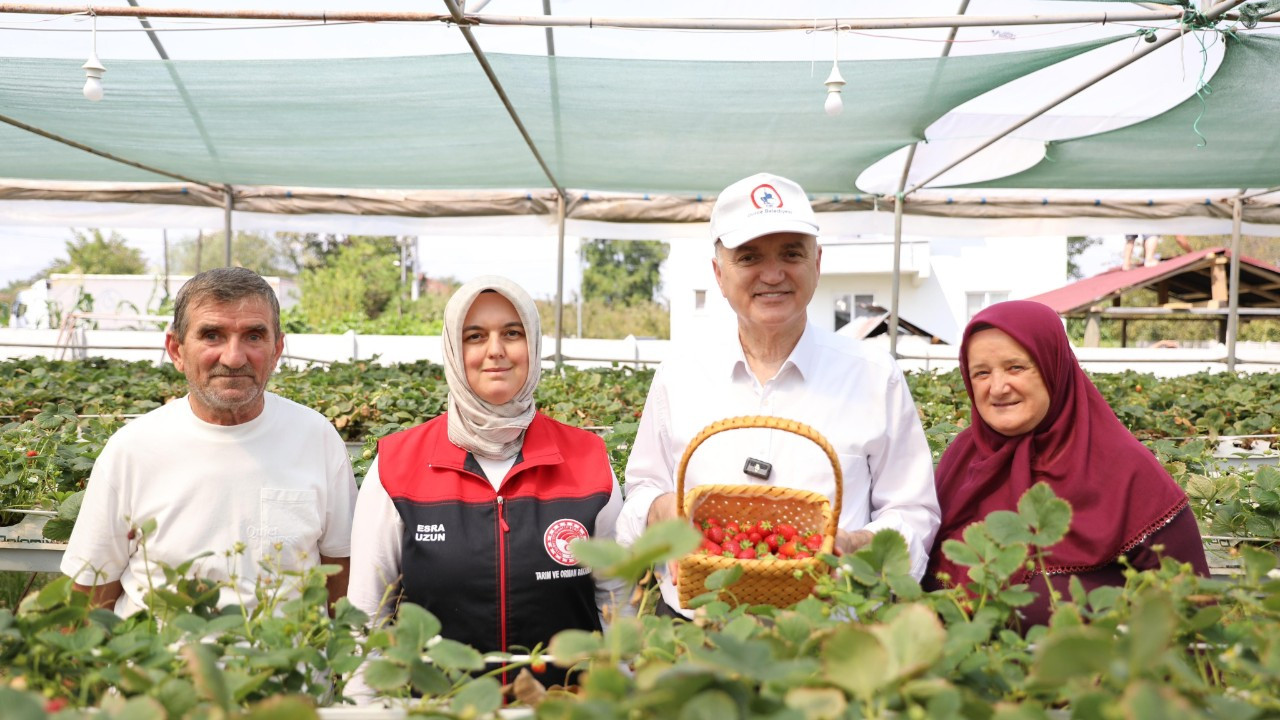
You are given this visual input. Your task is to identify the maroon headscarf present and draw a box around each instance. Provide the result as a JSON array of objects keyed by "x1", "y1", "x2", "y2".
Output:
[{"x1": 927, "y1": 300, "x2": 1188, "y2": 588}]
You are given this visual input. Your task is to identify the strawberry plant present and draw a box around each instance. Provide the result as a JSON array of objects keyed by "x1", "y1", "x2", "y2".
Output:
[{"x1": 0, "y1": 484, "x2": 1276, "y2": 717}]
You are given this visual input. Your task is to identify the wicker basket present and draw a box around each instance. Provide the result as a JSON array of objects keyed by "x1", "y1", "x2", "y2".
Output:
[{"x1": 675, "y1": 415, "x2": 843, "y2": 608}]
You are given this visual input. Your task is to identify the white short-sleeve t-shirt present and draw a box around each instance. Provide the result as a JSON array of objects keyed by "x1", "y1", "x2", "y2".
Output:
[{"x1": 61, "y1": 392, "x2": 358, "y2": 617}]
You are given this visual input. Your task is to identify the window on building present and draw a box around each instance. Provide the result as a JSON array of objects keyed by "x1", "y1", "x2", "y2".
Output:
[
  {"x1": 834, "y1": 294, "x2": 851, "y2": 331},
  {"x1": 694, "y1": 289, "x2": 706, "y2": 310},
  {"x1": 966, "y1": 291, "x2": 1009, "y2": 319},
  {"x1": 835, "y1": 293, "x2": 876, "y2": 330},
  {"x1": 853, "y1": 294, "x2": 875, "y2": 318}
]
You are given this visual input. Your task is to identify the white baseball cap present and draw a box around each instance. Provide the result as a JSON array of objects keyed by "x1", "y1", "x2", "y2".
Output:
[{"x1": 709, "y1": 172, "x2": 819, "y2": 249}]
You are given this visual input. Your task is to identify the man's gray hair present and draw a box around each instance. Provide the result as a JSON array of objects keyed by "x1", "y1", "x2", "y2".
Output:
[{"x1": 171, "y1": 267, "x2": 281, "y2": 341}]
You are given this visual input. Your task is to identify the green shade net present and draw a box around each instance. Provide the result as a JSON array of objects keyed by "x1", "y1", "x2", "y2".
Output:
[
  {"x1": 961, "y1": 33, "x2": 1280, "y2": 190},
  {"x1": 0, "y1": 37, "x2": 1117, "y2": 194}
]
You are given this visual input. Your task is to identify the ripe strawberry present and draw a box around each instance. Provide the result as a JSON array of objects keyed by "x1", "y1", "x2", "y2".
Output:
[
  {"x1": 722, "y1": 550, "x2": 736, "y2": 558},
  {"x1": 735, "y1": 547, "x2": 757, "y2": 560},
  {"x1": 804, "y1": 533, "x2": 823, "y2": 551},
  {"x1": 764, "y1": 533, "x2": 781, "y2": 552},
  {"x1": 795, "y1": 550, "x2": 812, "y2": 559},
  {"x1": 758, "y1": 520, "x2": 774, "y2": 533},
  {"x1": 776, "y1": 523, "x2": 798, "y2": 541},
  {"x1": 704, "y1": 526, "x2": 726, "y2": 544},
  {"x1": 26, "y1": 450, "x2": 38, "y2": 458},
  {"x1": 724, "y1": 522, "x2": 740, "y2": 536},
  {"x1": 704, "y1": 516, "x2": 722, "y2": 527},
  {"x1": 700, "y1": 539, "x2": 723, "y2": 555},
  {"x1": 732, "y1": 532, "x2": 749, "y2": 544},
  {"x1": 748, "y1": 531, "x2": 763, "y2": 544},
  {"x1": 778, "y1": 540, "x2": 798, "y2": 558}
]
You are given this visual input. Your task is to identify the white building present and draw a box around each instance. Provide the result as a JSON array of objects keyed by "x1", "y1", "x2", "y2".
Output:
[
  {"x1": 10, "y1": 273, "x2": 299, "y2": 329},
  {"x1": 666, "y1": 235, "x2": 1067, "y2": 346}
]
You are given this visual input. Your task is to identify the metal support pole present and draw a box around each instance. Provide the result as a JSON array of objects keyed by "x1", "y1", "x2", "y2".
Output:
[
  {"x1": 554, "y1": 194, "x2": 567, "y2": 372},
  {"x1": 1227, "y1": 195, "x2": 1243, "y2": 372},
  {"x1": 889, "y1": 0, "x2": 966, "y2": 357},
  {"x1": 399, "y1": 239, "x2": 408, "y2": 287},
  {"x1": 161, "y1": 229, "x2": 170, "y2": 300},
  {"x1": 889, "y1": 187, "x2": 908, "y2": 359},
  {"x1": 223, "y1": 187, "x2": 233, "y2": 266},
  {"x1": 442, "y1": 0, "x2": 565, "y2": 197},
  {"x1": 410, "y1": 237, "x2": 421, "y2": 302},
  {"x1": 0, "y1": 4, "x2": 1218, "y2": 30},
  {"x1": 576, "y1": 239, "x2": 584, "y2": 338}
]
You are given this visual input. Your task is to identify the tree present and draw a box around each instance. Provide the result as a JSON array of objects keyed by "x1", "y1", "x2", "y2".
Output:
[
  {"x1": 582, "y1": 239, "x2": 669, "y2": 306},
  {"x1": 297, "y1": 236, "x2": 402, "y2": 326},
  {"x1": 1066, "y1": 236, "x2": 1102, "y2": 279},
  {"x1": 1155, "y1": 234, "x2": 1280, "y2": 265},
  {"x1": 168, "y1": 231, "x2": 310, "y2": 277},
  {"x1": 46, "y1": 229, "x2": 147, "y2": 275}
]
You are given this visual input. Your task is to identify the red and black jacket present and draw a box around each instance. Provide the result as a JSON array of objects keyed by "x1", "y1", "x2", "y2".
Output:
[{"x1": 377, "y1": 412, "x2": 612, "y2": 664}]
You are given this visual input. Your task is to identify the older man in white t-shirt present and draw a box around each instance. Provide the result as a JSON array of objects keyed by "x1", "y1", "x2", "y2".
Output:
[
  {"x1": 61, "y1": 267, "x2": 357, "y2": 617},
  {"x1": 616, "y1": 173, "x2": 940, "y2": 616}
]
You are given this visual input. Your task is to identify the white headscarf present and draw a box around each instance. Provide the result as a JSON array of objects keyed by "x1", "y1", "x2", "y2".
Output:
[{"x1": 441, "y1": 275, "x2": 542, "y2": 460}]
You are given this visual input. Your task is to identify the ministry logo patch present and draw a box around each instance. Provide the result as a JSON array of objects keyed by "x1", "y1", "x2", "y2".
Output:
[{"x1": 543, "y1": 518, "x2": 589, "y2": 566}]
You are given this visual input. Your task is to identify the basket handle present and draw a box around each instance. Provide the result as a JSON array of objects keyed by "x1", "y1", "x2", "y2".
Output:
[{"x1": 675, "y1": 415, "x2": 843, "y2": 541}]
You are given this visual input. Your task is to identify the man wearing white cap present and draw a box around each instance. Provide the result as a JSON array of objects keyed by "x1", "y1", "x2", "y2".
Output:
[{"x1": 616, "y1": 173, "x2": 940, "y2": 616}]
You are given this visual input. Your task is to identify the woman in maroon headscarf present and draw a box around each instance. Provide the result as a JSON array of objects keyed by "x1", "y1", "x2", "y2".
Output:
[{"x1": 925, "y1": 300, "x2": 1208, "y2": 628}]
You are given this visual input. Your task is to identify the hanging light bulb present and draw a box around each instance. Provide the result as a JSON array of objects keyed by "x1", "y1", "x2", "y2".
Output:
[
  {"x1": 823, "y1": 20, "x2": 845, "y2": 116},
  {"x1": 82, "y1": 11, "x2": 105, "y2": 102},
  {"x1": 82, "y1": 55, "x2": 105, "y2": 102},
  {"x1": 824, "y1": 61, "x2": 846, "y2": 116}
]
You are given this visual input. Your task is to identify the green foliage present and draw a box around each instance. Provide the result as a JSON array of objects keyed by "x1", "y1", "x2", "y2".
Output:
[
  {"x1": 0, "y1": 552, "x2": 369, "y2": 713},
  {"x1": 1066, "y1": 235, "x2": 1102, "y2": 280},
  {"x1": 0, "y1": 482, "x2": 1279, "y2": 716},
  {"x1": 46, "y1": 229, "x2": 147, "y2": 275},
  {"x1": 1156, "y1": 234, "x2": 1280, "y2": 266},
  {"x1": 297, "y1": 236, "x2": 404, "y2": 327},
  {"x1": 280, "y1": 294, "x2": 450, "y2": 335},
  {"x1": 5, "y1": 361, "x2": 1280, "y2": 719},
  {"x1": 537, "y1": 483, "x2": 1280, "y2": 719},
  {"x1": 581, "y1": 239, "x2": 669, "y2": 306},
  {"x1": 166, "y1": 231, "x2": 305, "y2": 278},
  {"x1": 0, "y1": 404, "x2": 118, "y2": 521},
  {"x1": 538, "y1": 297, "x2": 670, "y2": 339}
]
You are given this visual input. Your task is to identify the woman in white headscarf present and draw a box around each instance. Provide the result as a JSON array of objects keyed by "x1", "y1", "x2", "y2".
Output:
[{"x1": 347, "y1": 276, "x2": 626, "y2": 691}]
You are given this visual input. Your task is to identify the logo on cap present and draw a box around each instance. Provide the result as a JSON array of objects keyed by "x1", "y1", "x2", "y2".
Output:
[
  {"x1": 544, "y1": 518, "x2": 589, "y2": 566},
  {"x1": 750, "y1": 184, "x2": 784, "y2": 209}
]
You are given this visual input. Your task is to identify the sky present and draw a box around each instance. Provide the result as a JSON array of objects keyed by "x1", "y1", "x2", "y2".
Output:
[{"x1": 0, "y1": 1, "x2": 1221, "y2": 295}]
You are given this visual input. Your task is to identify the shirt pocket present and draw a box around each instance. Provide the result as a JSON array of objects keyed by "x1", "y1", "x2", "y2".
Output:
[{"x1": 258, "y1": 487, "x2": 321, "y2": 572}]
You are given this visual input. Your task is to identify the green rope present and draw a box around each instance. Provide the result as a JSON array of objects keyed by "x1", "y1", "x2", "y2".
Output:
[
  {"x1": 1189, "y1": 28, "x2": 1216, "y2": 148},
  {"x1": 1238, "y1": 0, "x2": 1280, "y2": 29},
  {"x1": 1127, "y1": 2, "x2": 1275, "y2": 147}
]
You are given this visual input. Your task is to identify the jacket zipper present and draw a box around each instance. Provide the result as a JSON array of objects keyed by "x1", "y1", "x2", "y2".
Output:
[{"x1": 495, "y1": 494, "x2": 510, "y2": 676}]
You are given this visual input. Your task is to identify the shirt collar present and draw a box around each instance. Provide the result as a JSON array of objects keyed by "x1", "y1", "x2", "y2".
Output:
[{"x1": 724, "y1": 322, "x2": 817, "y2": 383}]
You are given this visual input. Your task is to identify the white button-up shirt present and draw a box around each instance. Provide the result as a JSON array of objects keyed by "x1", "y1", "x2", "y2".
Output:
[{"x1": 616, "y1": 322, "x2": 940, "y2": 612}]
